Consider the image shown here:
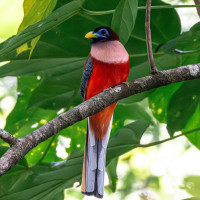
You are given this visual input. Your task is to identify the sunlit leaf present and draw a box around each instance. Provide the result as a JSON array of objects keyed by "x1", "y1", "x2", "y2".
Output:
[
  {"x1": 182, "y1": 176, "x2": 200, "y2": 198},
  {"x1": 0, "y1": 0, "x2": 82, "y2": 58},
  {"x1": 17, "y1": 0, "x2": 57, "y2": 56}
]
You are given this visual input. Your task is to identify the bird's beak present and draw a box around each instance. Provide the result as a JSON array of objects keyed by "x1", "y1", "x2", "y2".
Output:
[{"x1": 85, "y1": 31, "x2": 98, "y2": 39}]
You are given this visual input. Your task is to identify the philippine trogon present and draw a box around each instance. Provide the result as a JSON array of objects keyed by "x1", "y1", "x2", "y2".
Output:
[{"x1": 80, "y1": 26, "x2": 130, "y2": 198}]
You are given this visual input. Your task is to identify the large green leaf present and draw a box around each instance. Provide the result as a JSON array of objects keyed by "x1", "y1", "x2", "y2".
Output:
[
  {"x1": 0, "y1": 58, "x2": 85, "y2": 78},
  {"x1": 112, "y1": 103, "x2": 154, "y2": 134},
  {"x1": 107, "y1": 120, "x2": 149, "y2": 161},
  {"x1": 17, "y1": 0, "x2": 57, "y2": 56},
  {"x1": 119, "y1": 90, "x2": 153, "y2": 104},
  {"x1": 162, "y1": 22, "x2": 200, "y2": 54},
  {"x1": 161, "y1": 21, "x2": 200, "y2": 67},
  {"x1": 183, "y1": 105, "x2": 200, "y2": 150},
  {"x1": 0, "y1": 150, "x2": 83, "y2": 200},
  {"x1": 0, "y1": 0, "x2": 82, "y2": 58},
  {"x1": 182, "y1": 176, "x2": 200, "y2": 198},
  {"x1": 0, "y1": 146, "x2": 28, "y2": 197},
  {"x1": 149, "y1": 82, "x2": 182, "y2": 123},
  {"x1": 111, "y1": 0, "x2": 138, "y2": 44},
  {"x1": 167, "y1": 80, "x2": 200, "y2": 136}
]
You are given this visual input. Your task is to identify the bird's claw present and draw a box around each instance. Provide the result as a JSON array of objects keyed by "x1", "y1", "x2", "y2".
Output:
[
  {"x1": 122, "y1": 82, "x2": 130, "y2": 87},
  {"x1": 103, "y1": 87, "x2": 112, "y2": 92}
]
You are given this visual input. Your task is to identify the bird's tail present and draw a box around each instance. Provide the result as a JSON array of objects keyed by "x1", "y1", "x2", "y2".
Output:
[{"x1": 81, "y1": 112, "x2": 113, "y2": 198}]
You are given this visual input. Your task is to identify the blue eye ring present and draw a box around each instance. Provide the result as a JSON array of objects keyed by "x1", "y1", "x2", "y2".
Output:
[{"x1": 101, "y1": 29, "x2": 106, "y2": 35}]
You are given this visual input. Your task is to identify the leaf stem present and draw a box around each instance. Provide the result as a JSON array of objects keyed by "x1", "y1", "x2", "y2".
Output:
[
  {"x1": 138, "y1": 127, "x2": 200, "y2": 148},
  {"x1": 145, "y1": 0, "x2": 159, "y2": 74},
  {"x1": 81, "y1": 5, "x2": 200, "y2": 16}
]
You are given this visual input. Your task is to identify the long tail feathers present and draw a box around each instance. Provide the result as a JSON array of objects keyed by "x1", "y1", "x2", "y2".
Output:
[{"x1": 81, "y1": 116, "x2": 113, "y2": 198}]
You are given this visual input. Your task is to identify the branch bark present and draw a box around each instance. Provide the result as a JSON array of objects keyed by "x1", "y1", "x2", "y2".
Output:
[
  {"x1": 145, "y1": 0, "x2": 158, "y2": 74},
  {"x1": 0, "y1": 63, "x2": 200, "y2": 175},
  {"x1": 0, "y1": 129, "x2": 18, "y2": 146}
]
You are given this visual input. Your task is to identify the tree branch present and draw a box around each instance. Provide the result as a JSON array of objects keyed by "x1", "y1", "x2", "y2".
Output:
[
  {"x1": 145, "y1": 0, "x2": 159, "y2": 74},
  {"x1": 0, "y1": 129, "x2": 18, "y2": 146},
  {"x1": 0, "y1": 63, "x2": 200, "y2": 175},
  {"x1": 194, "y1": 0, "x2": 200, "y2": 17}
]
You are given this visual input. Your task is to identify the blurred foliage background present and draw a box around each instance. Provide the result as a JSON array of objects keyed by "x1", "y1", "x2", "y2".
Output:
[{"x1": 0, "y1": 0, "x2": 200, "y2": 199}]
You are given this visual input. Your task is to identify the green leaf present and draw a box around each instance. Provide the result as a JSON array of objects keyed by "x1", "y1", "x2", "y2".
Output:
[
  {"x1": 119, "y1": 90, "x2": 153, "y2": 104},
  {"x1": 162, "y1": 21, "x2": 200, "y2": 54},
  {"x1": 113, "y1": 103, "x2": 154, "y2": 134},
  {"x1": 183, "y1": 105, "x2": 200, "y2": 150},
  {"x1": 129, "y1": 54, "x2": 182, "y2": 80},
  {"x1": 0, "y1": 146, "x2": 29, "y2": 197},
  {"x1": 161, "y1": 21, "x2": 200, "y2": 68},
  {"x1": 17, "y1": 0, "x2": 57, "y2": 56},
  {"x1": 107, "y1": 120, "x2": 149, "y2": 161},
  {"x1": 111, "y1": 0, "x2": 138, "y2": 44},
  {"x1": 167, "y1": 80, "x2": 200, "y2": 136},
  {"x1": 52, "y1": 190, "x2": 64, "y2": 200},
  {"x1": 149, "y1": 82, "x2": 182, "y2": 123},
  {"x1": 0, "y1": 58, "x2": 85, "y2": 78},
  {"x1": 182, "y1": 176, "x2": 200, "y2": 198},
  {"x1": 0, "y1": 0, "x2": 82, "y2": 58},
  {"x1": 106, "y1": 158, "x2": 118, "y2": 192},
  {"x1": 0, "y1": 150, "x2": 83, "y2": 200}
]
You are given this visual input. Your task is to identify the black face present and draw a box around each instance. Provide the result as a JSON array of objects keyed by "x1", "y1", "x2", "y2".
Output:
[{"x1": 87, "y1": 26, "x2": 119, "y2": 43}]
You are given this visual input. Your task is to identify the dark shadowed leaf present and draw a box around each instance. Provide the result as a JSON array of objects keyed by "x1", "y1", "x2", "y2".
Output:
[
  {"x1": 149, "y1": 82, "x2": 182, "y2": 123},
  {"x1": 52, "y1": 190, "x2": 64, "y2": 200},
  {"x1": 162, "y1": 22, "x2": 200, "y2": 54},
  {"x1": 0, "y1": 150, "x2": 83, "y2": 200},
  {"x1": 119, "y1": 90, "x2": 153, "y2": 104},
  {"x1": 0, "y1": 146, "x2": 29, "y2": 197},
  {"x1": 167, "y1": 80, "x2": 200, "y2": 136}
]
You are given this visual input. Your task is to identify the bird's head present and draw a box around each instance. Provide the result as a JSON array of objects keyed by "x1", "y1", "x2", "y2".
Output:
[{"x1": 85, "y1": 26, "x2": 119, "y2": 43}]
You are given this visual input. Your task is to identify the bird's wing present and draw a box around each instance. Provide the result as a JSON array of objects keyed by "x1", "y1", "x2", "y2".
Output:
[{"x1": 80, "y1": 56, "x2": 93, "y2": 100}]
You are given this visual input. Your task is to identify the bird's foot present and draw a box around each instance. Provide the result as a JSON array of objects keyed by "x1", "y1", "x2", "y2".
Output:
[
  {"x1": 103, "y1": 87, "x2": 112, "y2": 92},
  {"x1": 122, "y1": 82, "x2": 130, "y2": 87}
]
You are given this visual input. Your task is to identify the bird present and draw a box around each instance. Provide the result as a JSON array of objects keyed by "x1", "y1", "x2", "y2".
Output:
[{"x1": 80, "y1": 26, "x2": 130, "y2": 198}]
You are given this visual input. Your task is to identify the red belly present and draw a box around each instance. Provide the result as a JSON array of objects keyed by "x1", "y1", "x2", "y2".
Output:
[{"x1": 86, "y1": 57, "x2": 130, "y2": 140}]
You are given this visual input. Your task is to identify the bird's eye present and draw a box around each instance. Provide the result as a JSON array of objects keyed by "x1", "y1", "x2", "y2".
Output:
[{"x1": 101, "y1": 29, "x2": 106, "y2": 35}]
